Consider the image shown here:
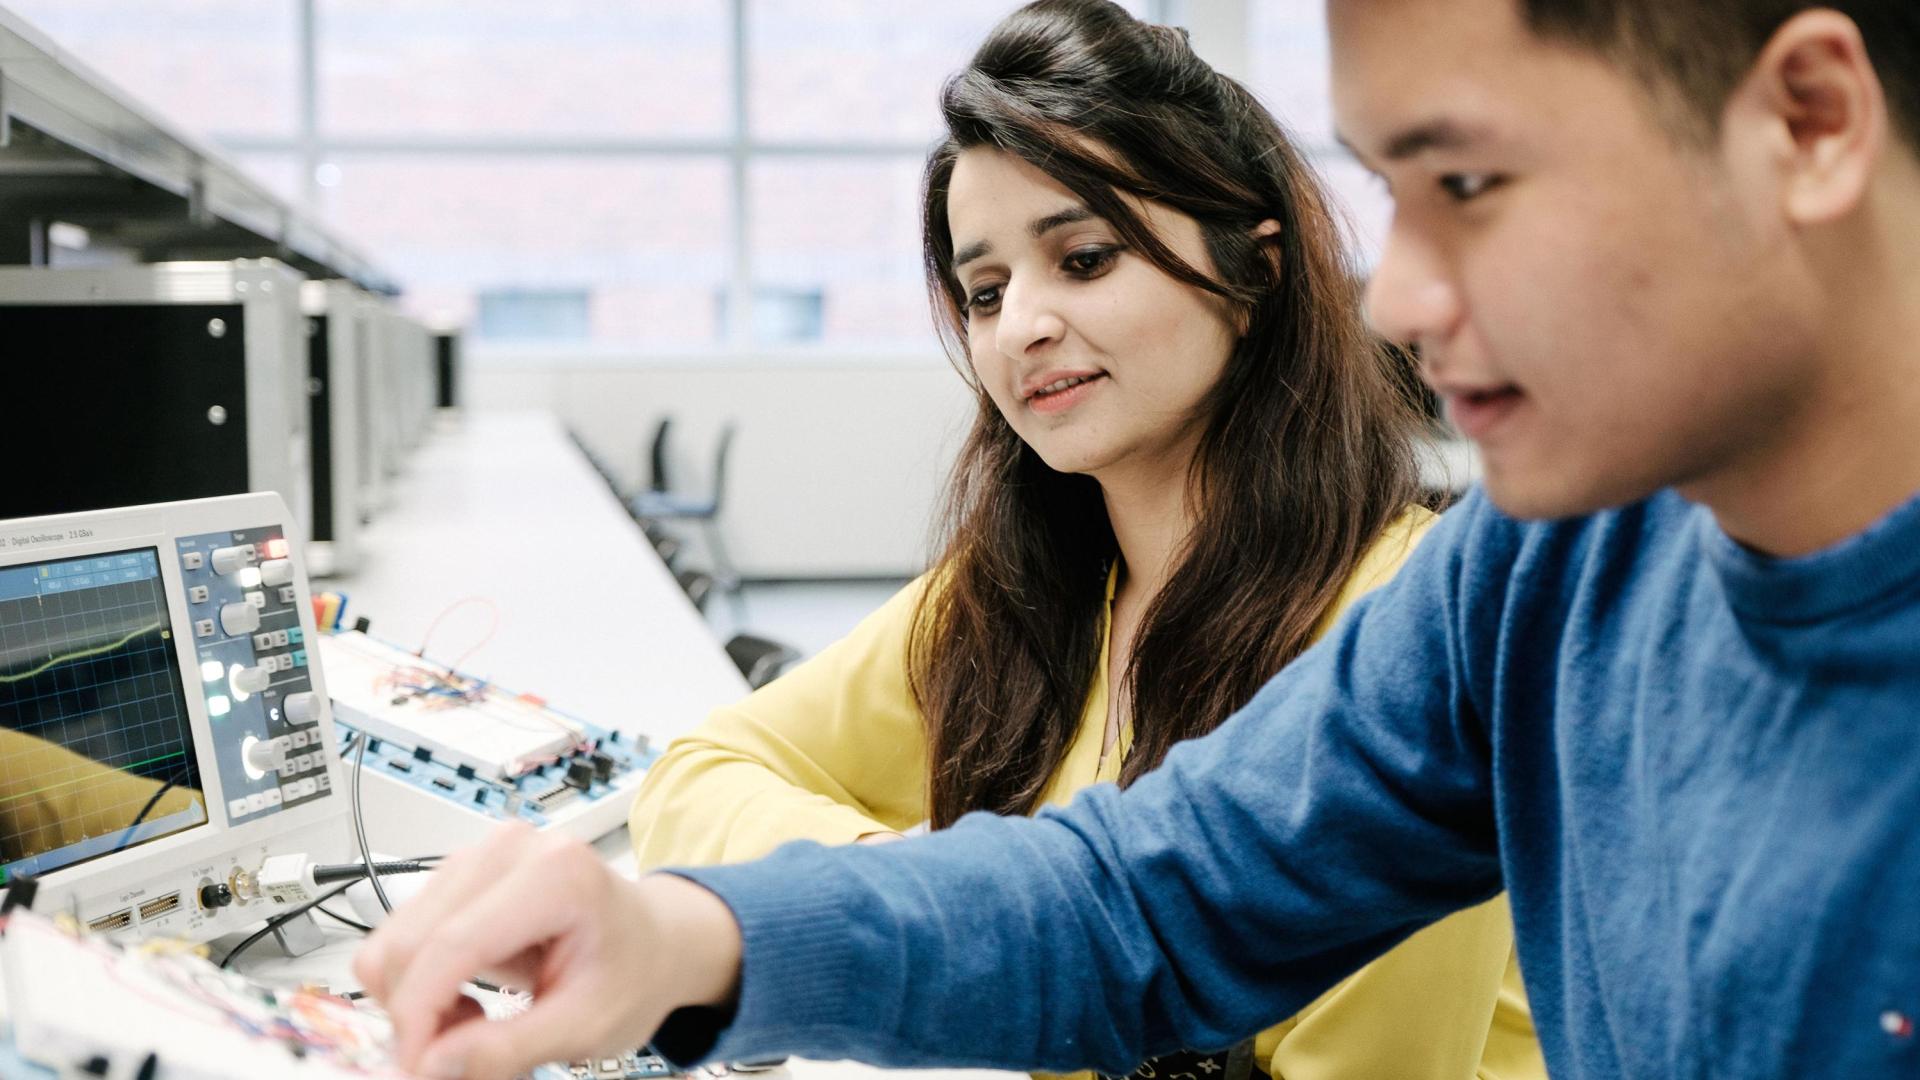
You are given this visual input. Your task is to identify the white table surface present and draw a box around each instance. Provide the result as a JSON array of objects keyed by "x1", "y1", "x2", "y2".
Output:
[
  {"x1": 245, "y1": 409, "x2": 1014, "y2": 1080},
  {"x1": 321, "y1": 410, "x2": 749, "y2": 746}
]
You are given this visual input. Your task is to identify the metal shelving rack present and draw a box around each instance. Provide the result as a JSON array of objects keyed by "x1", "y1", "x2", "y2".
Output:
[{"x1": 0, "y1": 5, "x2": 394, "y2": 292}]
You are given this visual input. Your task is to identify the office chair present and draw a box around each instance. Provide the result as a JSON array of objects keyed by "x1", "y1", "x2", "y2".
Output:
[
  {"x1": 645, "y1": 416, "x2": 672, "y2": 494},
  {"x1": 724, "y1": 632, "x2": 802, "y2": 690},
  {"x1": 629, "y1": 423, "x2": 740, "y2": 618},
  {"x1": 676, "y1": 568, "x2": 715, "y2": 615},
  {"x1": 651, "y1": 534, "x2": 685, "y2": 572}
]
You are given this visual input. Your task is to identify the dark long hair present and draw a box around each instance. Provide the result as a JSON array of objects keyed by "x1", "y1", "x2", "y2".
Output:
[{"x1": 908, "y1": 0, "x2": 1423, "y2": 828}]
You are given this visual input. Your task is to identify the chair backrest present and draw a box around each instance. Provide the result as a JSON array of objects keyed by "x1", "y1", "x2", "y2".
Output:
[
  {"x1": 647, "y1": 416, "x2": 673, "y2": 493},
  {"x1": 710, "y1": 422, "x2": 737, "y2": 511},
  {"x1": 676, "y1": 569, "x2": 715, "y2": 614},
  {"x1": 724, "y1": 632, "x2": 802, "y2": 690},
  {"x1": 653, "y1": 534, "x2": 684, "y2": 570}
]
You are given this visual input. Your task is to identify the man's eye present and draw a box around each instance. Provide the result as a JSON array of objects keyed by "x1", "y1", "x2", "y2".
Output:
[{"x1": 1439, "y1": 174, "x2": 1501, "y2": 202}]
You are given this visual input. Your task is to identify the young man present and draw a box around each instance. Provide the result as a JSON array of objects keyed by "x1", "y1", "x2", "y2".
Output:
[{"x1": 355, "y1": 1, "x2": 1920, "y2": 1077}]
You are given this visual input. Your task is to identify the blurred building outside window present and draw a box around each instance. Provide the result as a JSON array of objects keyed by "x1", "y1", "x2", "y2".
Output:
[{"x1": 6, "y1": 0, "x2": 1386, "y2": 352}]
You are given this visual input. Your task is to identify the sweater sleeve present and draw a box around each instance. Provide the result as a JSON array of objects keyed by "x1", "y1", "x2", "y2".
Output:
[
  {"x1": 1253, "y1": 507, "x2": 1530, "y2": 1080},
  {"x1": 629, "y1": 576, "x2": 936, "y2": 869},
  {"x1": 660, "y1": 493, "x2": 1510, "y2": 1074}
]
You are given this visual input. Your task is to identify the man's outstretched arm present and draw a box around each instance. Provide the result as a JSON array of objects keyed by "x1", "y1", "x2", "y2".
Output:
[{"x1": 359, "y1": 494, "x2": 1516, "y2": 1080}]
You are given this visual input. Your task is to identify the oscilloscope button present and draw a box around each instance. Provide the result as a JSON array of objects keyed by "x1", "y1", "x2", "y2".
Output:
[
  {"x1": 182, "y1": 551, "x2": 205, "y2": 571},
  {"x1": 260, "y1": 558, "x2": 293, "y2": 586},
  {"x1": 211, "y1": 545, "x2": 256, "y2": 575},
  {"x1": 220, "y1": 602, "x2": 261, "y2": 636}
]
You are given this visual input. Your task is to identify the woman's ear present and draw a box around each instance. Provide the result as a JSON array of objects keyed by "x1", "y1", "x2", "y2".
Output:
[
  {"x1": 1234, "y1": 219, "x2": 1285, "y2": 335},
  {"x1": 1251, "y1": 219, "x2": 1283, "y2": 267}
]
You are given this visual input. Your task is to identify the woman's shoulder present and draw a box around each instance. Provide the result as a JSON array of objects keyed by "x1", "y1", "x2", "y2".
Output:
[
  {"x1": 832, "y1": 570, "x2": 941, "y2": 657},
  {"x1": 1360, "y1": 504, "x2": 1441, "y2": 580},
  {"x1": 1314, "y1": 504, "x2": 1441, "y2": 637}
]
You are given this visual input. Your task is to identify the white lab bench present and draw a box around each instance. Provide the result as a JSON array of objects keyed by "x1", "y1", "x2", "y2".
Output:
[{"x1": 238, "y1": 409, "x2": 1012, "y2": 1080}]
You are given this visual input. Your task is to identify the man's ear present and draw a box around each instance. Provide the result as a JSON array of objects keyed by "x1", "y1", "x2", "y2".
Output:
[{"x1": 1728, "y1": 8, "x2": 1885, "y2": 226}]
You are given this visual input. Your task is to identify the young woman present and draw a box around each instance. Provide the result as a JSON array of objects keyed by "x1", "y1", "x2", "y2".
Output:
[{"x1": 632, "y1": 2, "x2": 1541, "y2": 1077}]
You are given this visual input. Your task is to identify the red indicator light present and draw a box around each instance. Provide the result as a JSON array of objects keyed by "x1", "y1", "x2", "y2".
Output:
[{"x1": 264, "y1": 538, "x2": 289, "y2": 559}]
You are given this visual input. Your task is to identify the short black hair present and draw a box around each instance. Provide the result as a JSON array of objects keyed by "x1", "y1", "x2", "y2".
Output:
[{"x1": 1521, "y1": 1, "x2": 1920, "y2": 147}]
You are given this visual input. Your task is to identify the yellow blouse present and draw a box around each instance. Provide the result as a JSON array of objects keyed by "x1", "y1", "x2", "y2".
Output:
[{"x1": 631, "y1": 511, "x2": 1545, "y2": 1080}]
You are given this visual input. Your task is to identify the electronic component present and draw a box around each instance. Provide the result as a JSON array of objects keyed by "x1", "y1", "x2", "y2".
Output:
[
  {"x1": 434, "y1": 327, "x2": 463, "y2": 409},
  {"x1": 301, "y1": 280, "x2": 371, "y2": 578},
  {"x1": 0, "y1": 908, "x2": 654, "y2": 1079},
  {"x1": 0, "y1": 493, "x2": 352, "y2": 943},
  {"x1": 0, "y1": 260, "x2": 313, "y2": 538},
  {"x1": 359, "y1": 304, "x2": 439, "y2": 515},
  {"x1": 318, "y1": 631, "x2": 656, "y2": 854}
]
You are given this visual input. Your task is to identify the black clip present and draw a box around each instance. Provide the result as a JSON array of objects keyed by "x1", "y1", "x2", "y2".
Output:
[{"x1": 1, "y1": 872, "x2": 38, "y2": 916}]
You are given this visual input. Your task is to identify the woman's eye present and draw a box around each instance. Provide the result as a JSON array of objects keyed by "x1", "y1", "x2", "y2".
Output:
[
  {"x1": 965, "y1": 285, "x2": 1002, "y2": 316},
  {"x1": 1438, "y1": 173, "x2": 1501, "y2": 202},
  {"x1": 1063, "y1": 246, "x2": 1120, "y2": 277}
]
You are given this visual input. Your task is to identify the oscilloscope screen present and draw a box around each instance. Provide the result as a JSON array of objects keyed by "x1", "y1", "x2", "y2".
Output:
[{"x1": 0, "y1": 548, "x2": 208, "y2": 882}]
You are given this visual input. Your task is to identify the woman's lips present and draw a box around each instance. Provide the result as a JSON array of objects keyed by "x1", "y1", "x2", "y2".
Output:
[{"x1": 1027, "y1": 372, "x2": 1108, "y2": 415}]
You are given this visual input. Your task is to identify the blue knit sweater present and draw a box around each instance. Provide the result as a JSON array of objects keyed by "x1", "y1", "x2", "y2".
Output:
[{"x1": 664, "y1": 487, "x2": 1920, "y2": 1078}]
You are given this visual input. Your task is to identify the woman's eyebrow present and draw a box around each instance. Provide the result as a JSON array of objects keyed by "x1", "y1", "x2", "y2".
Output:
[
  {"x1": 1029, "y1": 205, "x2": 1095, "y2": 238},
  {"x1": 953, "y1": 205, "x2": 1097, "y2": 271}
]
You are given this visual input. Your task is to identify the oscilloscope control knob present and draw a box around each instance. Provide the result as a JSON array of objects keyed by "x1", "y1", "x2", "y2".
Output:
[
  {"x1": 259, "y1": 558, "x2": 293, "y2": 587},
  {"x1": 230, "y1": 665, "x2": 271, "y2": 695},
  {"x1": 211, "y1": 544, "x2": 256, "y2": 576},
  {"x1": 284, "y1": 691, "x2": 320, "y2": 725},
  {"x1": 244, "y1": 735, "x2": 290, "y2": 774},
  {"x1": 219, "y1": 602, "x2": 261, "y2": 636}
]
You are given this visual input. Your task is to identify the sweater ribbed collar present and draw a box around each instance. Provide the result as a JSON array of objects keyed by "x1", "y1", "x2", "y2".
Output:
[{"x1": 1696, "y1": 485, "x2": 1920, "y2": 624}]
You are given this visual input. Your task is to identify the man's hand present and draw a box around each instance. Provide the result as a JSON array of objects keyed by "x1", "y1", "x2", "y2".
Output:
[{"x1": 353, "y1": 823, "x2": 743, "y2": 1079}]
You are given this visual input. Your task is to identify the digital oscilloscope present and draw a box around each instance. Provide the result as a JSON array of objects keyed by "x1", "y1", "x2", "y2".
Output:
[{"x1": 0, "y1": 493, "x2": 351, "y2": 944}]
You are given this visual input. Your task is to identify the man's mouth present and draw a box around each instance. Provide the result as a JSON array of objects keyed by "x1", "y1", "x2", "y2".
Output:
[{"x1": 1442, "y1": 384, "x2": 1525, "y2": 440}]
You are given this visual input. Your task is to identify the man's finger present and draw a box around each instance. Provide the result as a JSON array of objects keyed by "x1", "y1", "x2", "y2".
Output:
[
  {"x1": 356, "y1": 822, "x2": 536, "y2": 1000},
  {"x1": 384, "y1": 834, "x2": 610, "y2": 1067},
  {"x1": 417, "y1": 984, "x2": 635, "y2": 1080}
]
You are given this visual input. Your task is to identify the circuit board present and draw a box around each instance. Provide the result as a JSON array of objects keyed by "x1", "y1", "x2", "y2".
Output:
[
  {"x1": 318, "y1": 631, "x2": 656, "y2": 853},
  {"x1": 0, "y1": 909, "x2": 683, "y2": 1079}
]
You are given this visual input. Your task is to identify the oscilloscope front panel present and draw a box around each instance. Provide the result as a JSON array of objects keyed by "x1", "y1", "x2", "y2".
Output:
[
  {"x1": 175, "y1": 527, "x2": 330, "y2": 825},
  {"x1": 0, "y1": 494, "x2": 351, "y2": 942}
]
